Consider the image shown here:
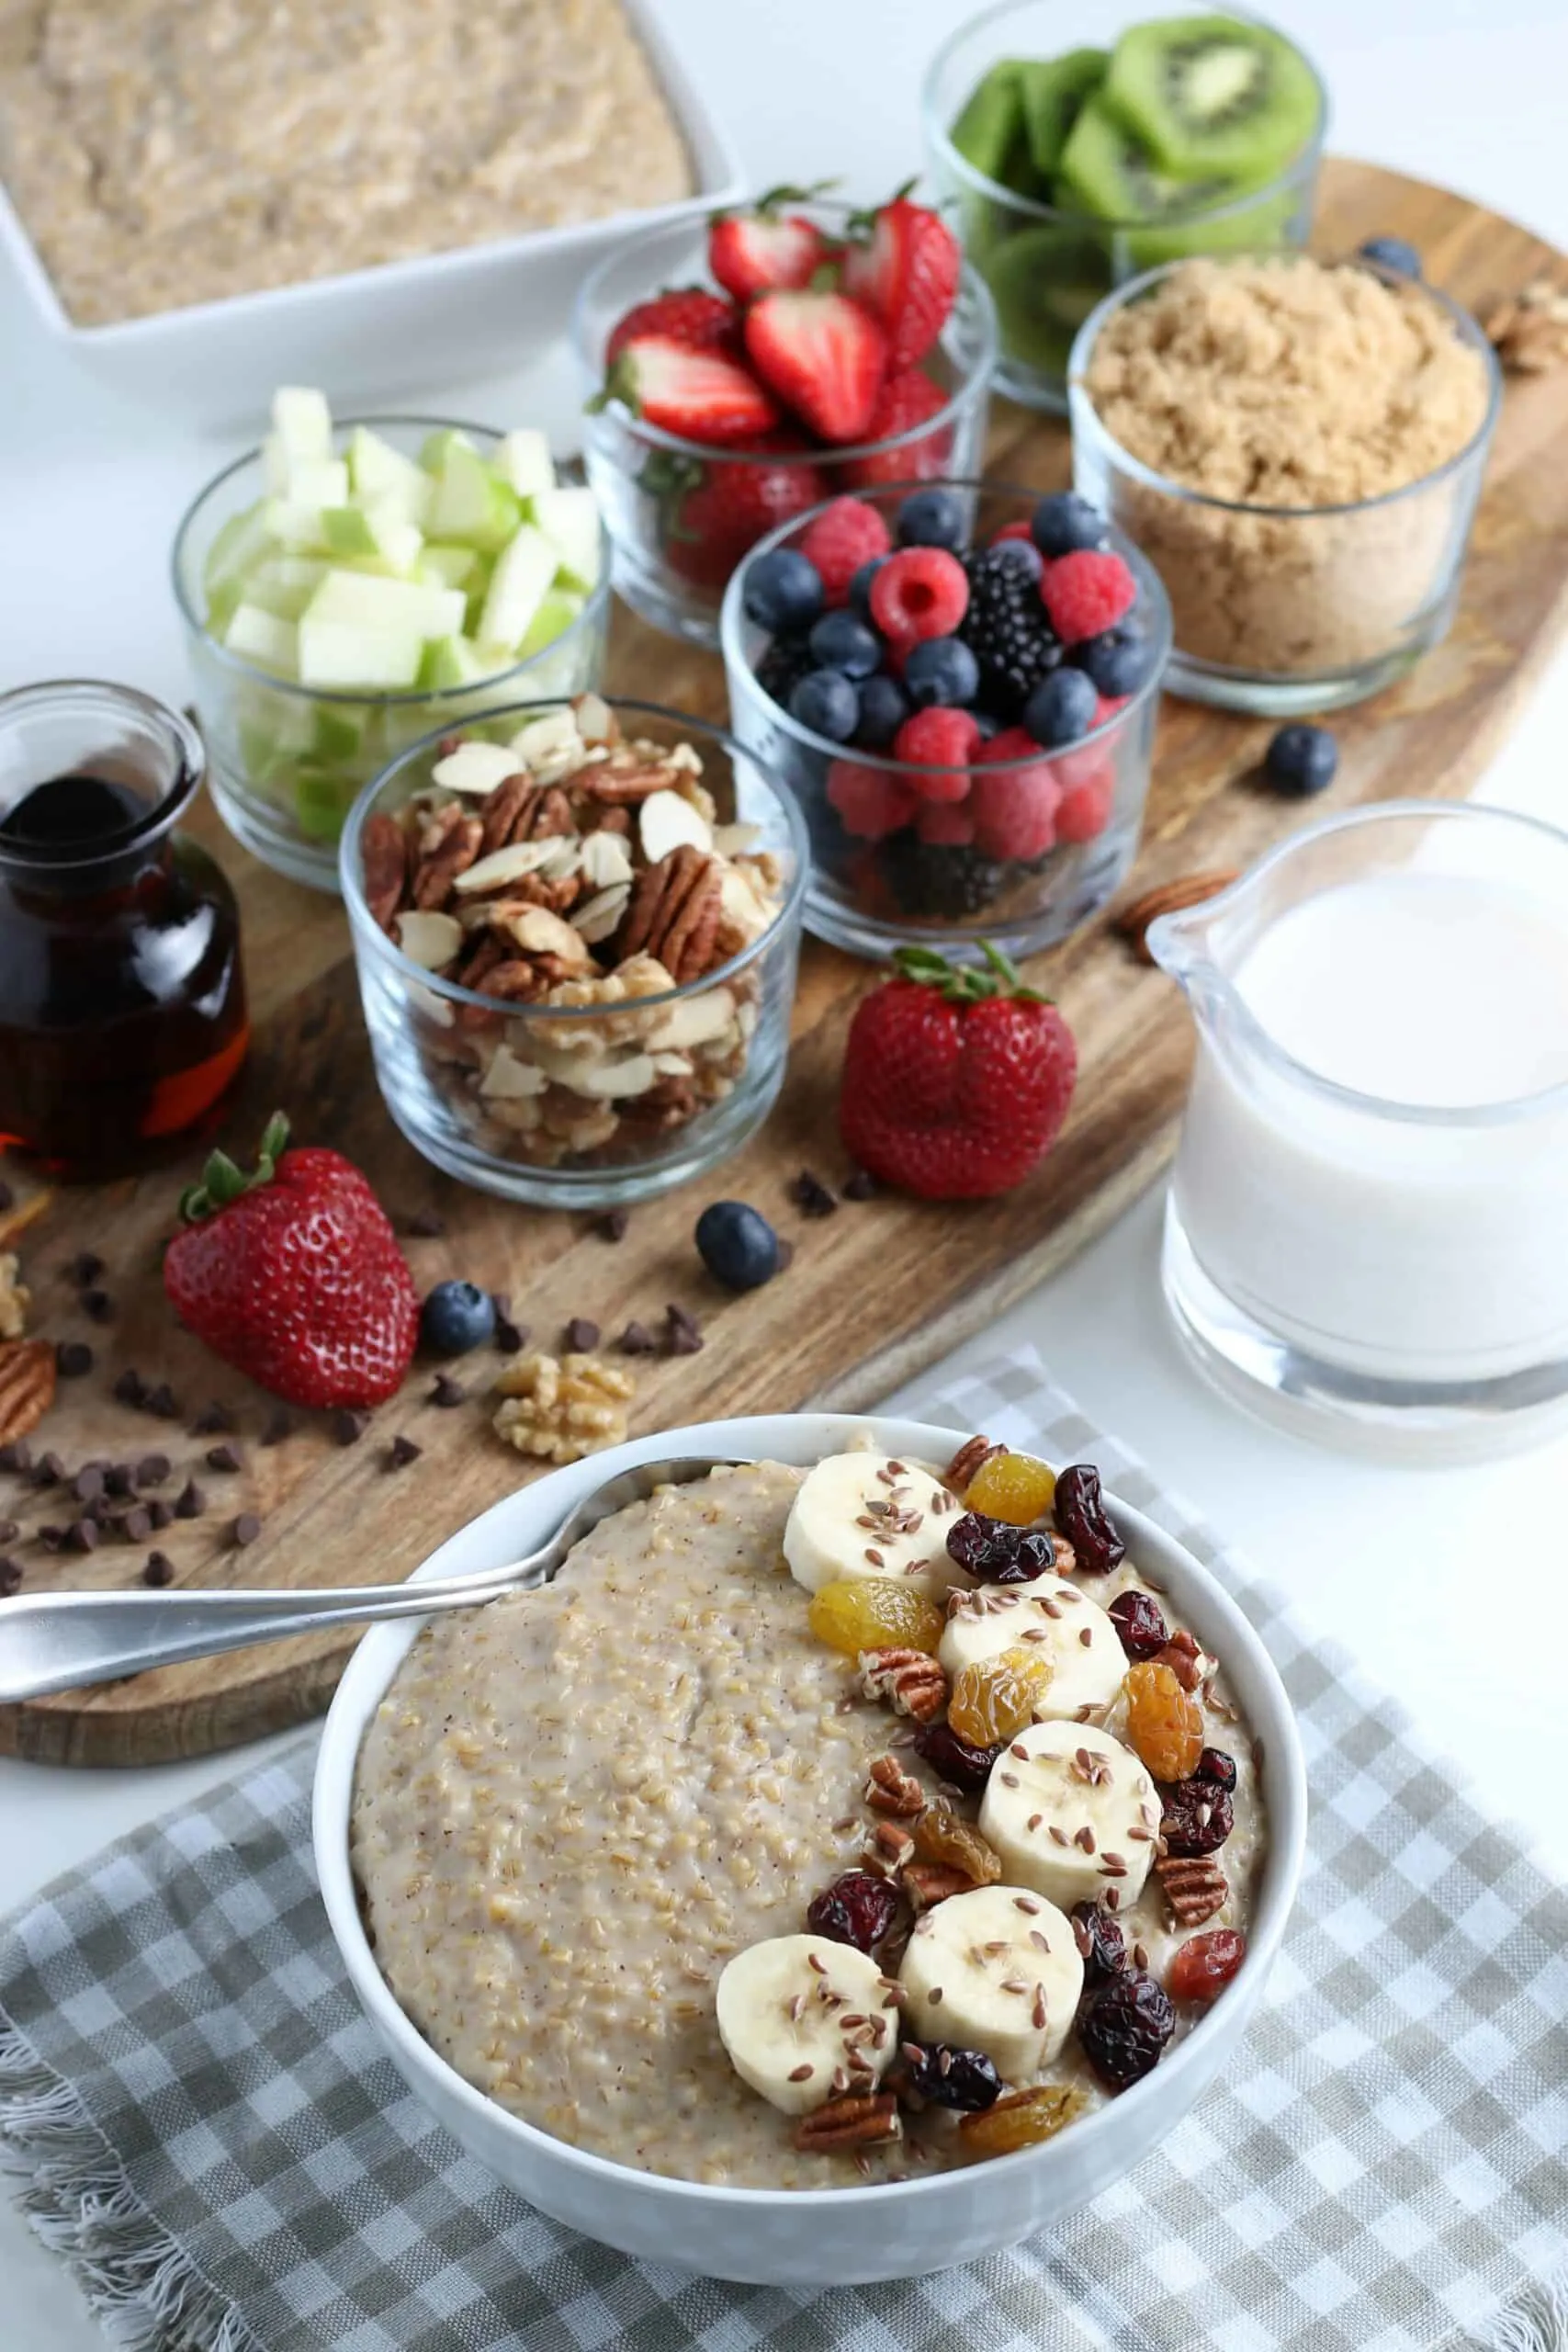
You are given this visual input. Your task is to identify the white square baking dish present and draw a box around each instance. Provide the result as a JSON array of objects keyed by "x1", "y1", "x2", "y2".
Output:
[{"x1": 0, "y1": 0, "x2": 741, "y2": 430}]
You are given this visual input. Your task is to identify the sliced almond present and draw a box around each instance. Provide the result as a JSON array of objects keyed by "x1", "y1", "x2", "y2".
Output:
[
  {"x1": 567, "y1": 1052, "x2": 658, "y2": 1100},
  {"x1": 409, "y1": 981, "x2": 455, "y2": 1029},
  {"x1": 644, "y1": 987, "x2": 735, "y2": 1053},
  {"x1": 479, "y1": 1044, "x2": 549, "y2": 1100},
  {"x1": 650, "y1": 1049, "x2": 694, "y2": 1076},
  {"x1": 667, "y1": 740, "x2": 703, "y2": 775},
  {"x1": 431, "y1": 742, "x2": 524, "y2": 797},
  {"x1": 507, "y1": 708, "x2": 582, "y2": 770},
  {"x1": 451, "y1": 839, "x2": 562, "y2": 894},
  {"x1": 395, "y1": 909, "x2": 463, "y2": 968},
  {"x1": 712, "y1": 822, "x2": 763, "y2": 858},
  {"x1": 573, "y1": 691, "x2": 616, "y2": 746},
  {"x1": 536, "y1": 840, "x2": 582, "y2": 881},
  {"x1": 717, "y1": 863, "x2": 774, "y2": 945},
  {"x1": 571, "y1": 883, "x2": 632, "y2": 944},
  {"x1": 504, "y1": 904, "x2": 592, "y2": 963},
  {"x1": 640, "y1": 787, "x2": 713, "y2": 865},
  {"x1": 579, "y1": 829, "x2": 635, "y2": 890}
]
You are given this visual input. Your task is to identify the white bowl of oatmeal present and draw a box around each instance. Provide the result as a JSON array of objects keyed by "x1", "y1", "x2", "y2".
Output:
[
  {"x1": 315, "y1": 1415, "x2": 1306, "y2": 2284},
  {"x1": 0, "y1": 0, "x2": 740, "y2": 424}
]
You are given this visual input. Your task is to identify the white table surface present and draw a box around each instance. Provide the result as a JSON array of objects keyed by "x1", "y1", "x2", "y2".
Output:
[{"x1": 4, "y1": 4, "x2": 1567, "y2": 2343}]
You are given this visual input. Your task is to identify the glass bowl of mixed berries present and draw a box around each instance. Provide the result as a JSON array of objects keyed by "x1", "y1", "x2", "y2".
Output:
[
  {"x1": 720, "y1": 478, "x2": 1171, "y2": 958},
  {"x1": 572, "y1": 189, "x2": 998, "y2": 647}
]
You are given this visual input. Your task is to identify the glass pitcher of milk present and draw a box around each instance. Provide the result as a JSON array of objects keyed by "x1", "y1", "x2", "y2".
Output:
[{"x1": 1147, "y1": 800, "x2": 1568, "y2": 1461}]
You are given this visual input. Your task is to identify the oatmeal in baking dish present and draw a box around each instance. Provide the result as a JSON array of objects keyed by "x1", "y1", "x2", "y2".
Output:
[
  {"x1": 351, "y1": 1441, "x2": 1267, "y2": 2188},
  {"x1": 0, "y1": 0, "x2": 694, "y2": 325}
]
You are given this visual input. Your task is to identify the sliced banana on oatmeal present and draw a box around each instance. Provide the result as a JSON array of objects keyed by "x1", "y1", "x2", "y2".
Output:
[
  {"x1": 978, "y1": 1721, "x2": 1158, "y2": 1914},
  {"x1": 897, "y1": 1883, "x2": 1083, "y2": 2080},
  {"x1": 716, "y1": 1934, "x2": 899, "y2": 2116},
  {"x1": 784, "y1": 1452, "x2": 965, "y2": 1600},
  {"x1": 939, "y1": 1575, "x2": 1125, "y2": 1720}
]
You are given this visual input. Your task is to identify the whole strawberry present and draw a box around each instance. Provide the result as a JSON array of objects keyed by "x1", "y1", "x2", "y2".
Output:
[
  {"x1": 164, "y1": 1114, "x2": 419, "y2": 1408},
  {"x1": 840, "y1": 945, "x2": 1076, "y2": 1200},
  {"x1": 604, "y1": 285, "x2": 740, "y2": 367}
]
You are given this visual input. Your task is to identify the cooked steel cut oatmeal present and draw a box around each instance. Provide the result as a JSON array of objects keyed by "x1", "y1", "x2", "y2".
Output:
[
  {"x1": 352, "y1": 1450, "x2": 1266, "y2": 2188},
  {"x1": 0, "y1": 0, "x2": 694, "y2": 324}
]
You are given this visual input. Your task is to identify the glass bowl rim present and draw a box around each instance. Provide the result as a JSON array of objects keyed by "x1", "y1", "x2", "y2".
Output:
[
  {"x1": 0, "y1": 677, "x2": 207, "y2": 876},
  {"x1": 339, "y1": 695, "x2": 810, "y2": 1021},
  {"x1": 1067, "y1": 256, "x2": 1504, "y2": 521},
  {"x1": 919, "y1": 0, "x2": 1328, "y2": 233},
  {"x1": 718, "y1": 474, "x2": 1173, "y2": 775},
  {"x1": 170, "y1": 415, "x2": 612, "y2": 710},
  {"x1": 570, "y1": 200, "x2": 999, "y2": 467}
]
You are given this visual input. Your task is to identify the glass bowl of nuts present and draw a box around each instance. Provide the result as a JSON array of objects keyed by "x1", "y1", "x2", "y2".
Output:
[{"x1": 339, "y1": 694, "x2": 807, "y2": 1206}]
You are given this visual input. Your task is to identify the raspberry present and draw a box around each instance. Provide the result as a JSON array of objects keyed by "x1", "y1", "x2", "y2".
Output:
[
  {"x1": 871, "y1": 547, "x2": 969, "y2": 644},
  {"x1": 1093, "y1": 695, "x2": 1129, "y2": 726},
  {"x1": 1055, "y1": 773, "x2": 1114, "y2": 842},
  {"x1": 990, "y1": 519, "x2": 1034, "y2": 546},
  {"x1": 915, "y1": 798, "x2": 976, "y2": 846},
  {"x1": 827, "y1": 758, "x2": 918, "y2": 840},
  {"x1": 969, "y1": 731, "x2": 1060, "y2": 861},
  {"x1": 800, "y1": 497, "x2": 893, "y2": 607},
  {"x1": 1040, "y1": 549, "x2": 1137, "y2": 645},
  {"x1": 893, "y1": 707, "x2": 980, "y2": 801}
]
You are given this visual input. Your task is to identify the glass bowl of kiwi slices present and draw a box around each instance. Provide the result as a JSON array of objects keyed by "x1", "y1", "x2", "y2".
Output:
[{"x1": 922, "y1": 0, "x2": 1326, "y2": 412}]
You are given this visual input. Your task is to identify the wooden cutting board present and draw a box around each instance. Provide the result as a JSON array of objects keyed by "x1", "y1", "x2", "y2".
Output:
[{"x1": 4, "y1": 157, "x2": 1564, "y2": 1767}]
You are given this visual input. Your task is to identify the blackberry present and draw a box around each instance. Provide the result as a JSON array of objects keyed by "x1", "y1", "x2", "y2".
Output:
[
  {"x1": 879, "y1": 834, "x2": 1007, "y2": 920},
  {"x1": 958, "y1": 547, "x2": 1063, "y2": 720},
  {"x1": 754, "y1": 630, "x2": 818, "y2": 712}
]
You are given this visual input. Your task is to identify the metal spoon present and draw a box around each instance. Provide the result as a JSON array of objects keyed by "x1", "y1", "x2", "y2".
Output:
[{"x1": 0, "y1": 1454, "x2": 749, "y2": 1704}]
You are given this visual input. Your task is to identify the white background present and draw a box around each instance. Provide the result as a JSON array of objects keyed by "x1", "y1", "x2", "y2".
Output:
[{"x1": 3, "y1": 4, "x2": 1567, "y2": 2343}]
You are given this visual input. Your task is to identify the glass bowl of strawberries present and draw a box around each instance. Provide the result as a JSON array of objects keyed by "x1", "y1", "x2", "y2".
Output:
[
  {"x1": 572, "y1": 189, "x2": 998, "y2": 648},
  {"x1": 720, "y1": 478, "x2": 1171, "y2": 960}
]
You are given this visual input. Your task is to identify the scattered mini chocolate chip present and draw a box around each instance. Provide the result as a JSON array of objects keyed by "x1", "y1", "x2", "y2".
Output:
[
  {"x1": 776, "y1": 1238, "x2": 796, "y2": 1272},
  {"x1": 145, "y1": 1383, "x2": 180, "y2": 1419},
  {"x1": 65, "y1": 1518, "x2": 98, "y2": 1553},
  {"x1": 231, "y1": 1513, "x2": 262, "y2": 1547},
  {"x1": 174, "y1": 1479, "x2": 205, "y2": 1520},
  {"x1": 492, "y1": 1312, "x2": 525, "y2": 1353},
  {"x1": 595, "y1": 1210, "x2": 628, "y2": 1243},
  {"x1": 73, "y1": 1465, "x2": 105, "y2": 1504},
  {"x1": 0, "y1": 1556, "x2": 21, "y2": 1594},
  {"x1": 664, "y1": 1302, "x2": 704, "y2": 1356},
  {"x1": 564, "y1": 1317, "x2": 601, "y2": 1352},
  {"x1": 32, "y1": 1453, "x2": 65, "y2": 1487},
  {"x1": 388, "y1": 1434, "x2": 422, "y2": 1469},
  {"x1": 191, "y1": 1402, "x2": 236, "y2": 1436},
  {"x1": 261, "y1": 1409, "x2": 294, "y2": 1447},
  {"x1": 103, "y1": 1464, "x2": 135, "y2": 1498},
  {"x1": 82, "y1": 1287, "x2": 115, "y2": 1324},
  {"x1": 134, "y1": 1453, "x2": 170, "y2": 1488},
  {"x1": 67, "y1": 1250, "x2": 103, "y2": 1286},
  {"x1": 0, "y1": 1441, "x2": 29, "y2": 1471},
  {"x1": 142, "y1": 1552, "x2": 175, "y2": 1588},
  {"x1": 406, "y1": 1209, "x2": 446, "y2": 1238},
  {"x1": 789, "y1": 1169, "x2": 838, "y2": 1218},
  {"x1": 0, "y1": 1519, "x2": 16, "y2": 1544},
  {"x1": 206, "y1": 1443, "x2": 243, "y2": 1474},
  {"x1": 331, "y1": 1409, "x2": 368, "y2": 1446},
  {"x1": 842, "y1": 1169, "x2": 878, "y2": 1201},
  {"x1": 36, "y1": 1525, "x2": 63, "y2": 1553},
  {"x1": 429, "y1": 1374, "x2": 465, "y2": 1409},
  {"x1": 112, "y1": 1369, "x2": 148, "y2": 1408},
  {"x1": 0, "y1": 1182, "x2": 12, "y2": 1213},
  {"x1": 56, "y1": 1340, "x2": 94, "y2": 1378},
  {"x1": 147, "y1": 1498, "x2": 174, "y2": 1531},
  {"x1": 121, "y1": 1505, "x2": 152, "y2": 1543},
  {"x1": 617, "y1": 1320, "x2": 657, "y2": 1355}
]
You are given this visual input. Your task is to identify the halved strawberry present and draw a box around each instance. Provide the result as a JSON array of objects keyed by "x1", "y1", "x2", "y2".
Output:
[
  {"x1": 743, "y1": 290, "x2": 886, "y2": 444},
  {"x1": 708, "y1": 186, "x2": 836, "y2": 302},
  {"x1": 844, "y1": 368, "x2": 952, "y2": 488},
  {"x1": 602, "y1": 334, "x2": 780, "y2": 446},
  {"x1": 605, "y1": 286, "x2": 741, "y2": 368},
  {"x1": 842, "y1": 191, "x2": 961, "y2": 371}
]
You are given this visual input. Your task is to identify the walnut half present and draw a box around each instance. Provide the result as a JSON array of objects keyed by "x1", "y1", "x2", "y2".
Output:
[{"x1": 492, "y1": 1351, "x2": 636, "y2": 1464}]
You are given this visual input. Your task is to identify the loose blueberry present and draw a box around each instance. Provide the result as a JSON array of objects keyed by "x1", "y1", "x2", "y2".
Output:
[
  {"x1": 1023, "y1": 664, "x2": 1100, "y2": 747},
  {"x1": 694, "y1": 1200, "x2": 781, "y2": 1292},
  {"x1": 897, "y1": 488, "x2": 967, "y2": 551},
  {"x1": 742, "y1": 548, "x2": 824, "y2": 633},
  {"x1": 1358, "y1": 235, "x2": 1422, "y2": 280},
  {"x1": 1264, "y1": 723, "x2": 1338, "y2": 796},
  {"x1": 420, "y1": 1280, "x2": 497, "y2": 1356},
  {"x1": 902, "y1": 635, "x2": 981, "y2": 708},
  {"x1": 849, "y1": 556, "x2": 889, "y2": 617},
  {"x1": 972, "y1": 709, "x2": 1001, "y2": 740},
  {"x1": 789, "y1": 668, "x2": 861, "y2": 742},
  {"x1": 808, "y1": 609, "x2": 883, "y2": 679},
  {"x1": 1071, "y1": 622, "x2": 1155, "y2": 697},
  {"x1": 1031, "y1": 491, "x2": 1107, "y2": 557},
  {"x1": 990, "y1": 535, "x2": 1044, "y2": 581},
  {"x1": 854, "y1": 672, "x2": 911, "y2": 749}
]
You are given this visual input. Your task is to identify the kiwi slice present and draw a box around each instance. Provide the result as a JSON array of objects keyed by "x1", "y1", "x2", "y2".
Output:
[
  {"x1": 1104, "y1": 16, "x2": 1318, "y2": 183},
  {"x1": 1018, "y1": 48, "x2": 1109, "y2": 178},
  {"x1": 982, "y1": 225, "x2": 1113, "y2": 374},
  {"x1": 952, "y1": 61, "x2": 1036, "y2": 189},
  {"x1": 1123, "y1": 183, "x2": 1293, "y2": 270},
  {"x1": 1056, "y1": 92, "x2": 1239, "y2": 225}
]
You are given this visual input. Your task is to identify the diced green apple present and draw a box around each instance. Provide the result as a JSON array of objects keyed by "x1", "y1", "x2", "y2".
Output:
[
  {"x1": 531, "y1": 487, "x2": 603, "y2": 591},
  {"x1": 244, "y1": 556, "x2": 329, "y2": 621},
  {"x1": 477, "y1": 525, "x2": 558, "y2": 652},
  {"x1": 519, "y1": 586, "x2": 585, "y2": 657},
  {"x1": 311, "y1": 705, "x2": 365, "y2": 761},
  {"x1": 427, "y1": 443, "x2": 522, "y2": 551},
  {"x1": 284, "y1": 457, "x2": 350, "y2": 509},
  {"x1": 321, "y1": 505, "x2": 378, "y2": 558},
  {"x1": 306, "y1": 569, "x2": 466, "y2": 639},
  {"x1": 347, "y1": 425, "x2": 434, "y2": 523},
  {"x1": 224, "y1": 605, "x2": 299, "y2": 674},
  {"x1": 261, "y1": 496, "x2": 331, "y2": 551},
  {"x1": 495, "y1": 428, "x2": 555, "y2": 500},
  {"x1": 294, "y1": 764, "x2": 359, "y2": 842},
  {"x1": 418, "y1": 543, "x2": 479, "y2": 592},
  {"x1": 203, "y1": 500, "x2": 277, "y2": 595},
  {"x1": 272, "y1": 387, "x2": 333, "y2": 460},
  {"x1": 419, "y1": 427, "x2": 476, "y2": 473},
  {"x1": 297, "y1": 616, "x2": 424, "y2": 690}
]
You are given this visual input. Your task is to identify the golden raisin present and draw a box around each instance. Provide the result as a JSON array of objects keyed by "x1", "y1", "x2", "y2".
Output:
[
  {"x1": 999, "y1": 1642, "x2": 1055, "y2": 1713},
  {"x1": 959, "y1": 2083, "x2": 1087, "y2": 2154},
  {"x1": 911, "y1": 1803, "x2": 1002, "y2": 1885},
  {"x1": 809, "y1": 1577, "x2": 944, "y2": 1657},
  {"x1": 948, "y1": 1657, "x2": 1034, "y2": 1747},
  {"x1": 1122, "y1": 1661, "x2": 1204, "y2": 1781},
  {"x1": 964, "y1": 1450, "x2": 1057, "y2": 1525}
]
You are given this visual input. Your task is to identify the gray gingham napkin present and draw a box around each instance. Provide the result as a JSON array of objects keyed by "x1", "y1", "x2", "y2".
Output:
[{"x1": 3, "y1": 1346, "x2": 1566, "y2": 2352}]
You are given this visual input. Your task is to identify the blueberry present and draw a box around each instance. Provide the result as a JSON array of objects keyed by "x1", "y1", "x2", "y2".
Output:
[
  {"x1": 972, "y1": 709, "x2": 1001, "y2": 740},
  {"x1": 1023, "y1": 665, "x2": 1100, "y2": 747},
  {"x1": 1358, "y1": 235, "x2": 1422, "y2": 280},
  {"x1": 1264, "y1": 723, "x2": 1338, "y2": 797},
  {"x1": 854, "y1": 673, "x2": 911, "y2": 749},
  {"x1": 808, "y1": 609, "x2": 882, "y2": 679},
  {"x1": 902, "y1": 635, "x2": 981, "y2": 709},
  {"x1": 420, "y1": 1280, "x2": 496, "y2": 1356},
  {"x1": 1071, "y1": 623, "x2": 1156, "y2": 697},
  {"x1": 897, "y1": 488, "x2": 966, "y2": 550},
  {"x1": 1031, "y1": 491, "x2": 1107, "y2": 557},
  {"x1": 989, "y1": 535, "x2": 1044, "y2": 581},
  {"x1": 695, "y1": 1200, "x2": 781, "y2": 1292},
  {"x1": 742, "y1": 547, "x2": 825, "y2": 632},
  {"x1": 789, "y1": 668, "x2": 860, "y2": 742},
  {"x1": 849, "y1": 556, "x2": 889, "y2": 617}
]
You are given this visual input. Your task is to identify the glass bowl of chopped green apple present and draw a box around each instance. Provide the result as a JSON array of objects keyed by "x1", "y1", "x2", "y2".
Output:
[
  {"x1": 172, "y1": 390, "x2": 611, "y2": 889},
  {"x1": 922, "y1": 1, "x2": 1326, "y2": 413}
]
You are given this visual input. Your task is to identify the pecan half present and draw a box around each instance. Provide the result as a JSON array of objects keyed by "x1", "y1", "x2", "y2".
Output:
[
  {"x1": 791, "y1": 2090, "x2": 902, "y2": 2152},
  {"x1": 865, "y1": 1755, "x2": 926, "y2": 1817},
  {"x1": 478, "y1": 773, "x2": 536, "y2": 856},
  {"x1": 1156, "y1": 1628, "x2": 1207, "y2": 1692},
  {"x1": 945, "y1": 1434, "x2": 1006, "y2": 1491},
  {"x1": 863, "y1": 1821, "x2": 918, "y2": 1877},
  {"x1": 613, "y1": 1072, "x2": 699, "y2": 1132},
  {"x1": 413, "y1": 808, "x2": 483, "y2": 908},
  {"x1": 1156, "y1": 1853, "x2": 1228, "y2": 1927},
  {"x1": 361, "y1": 811, "x2": 410, "y2": 932},
  {"x1": 570, "y1": 747, "x2": 684, "y2": 804},
  {"x1": 901, "y1": 1860, "x2": 976, "y2": 1912},
  {"x1": 858, "y1": 1646, "x2": 948, "y2": 1724},
  {"x1": 1116, "y1": 871, "x2": 1238, "y2": 963},
  {"x1": 616, "y1": 844, "x2": 723, "y2": 981},
  {"x1": 0, "y1": 1338, "x2": 56, "y2": 1443}
]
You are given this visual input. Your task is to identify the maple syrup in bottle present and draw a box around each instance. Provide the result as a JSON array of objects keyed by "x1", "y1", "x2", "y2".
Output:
[{"x1": 0, "y1": 682, "x2": 249, "y2": 1178}]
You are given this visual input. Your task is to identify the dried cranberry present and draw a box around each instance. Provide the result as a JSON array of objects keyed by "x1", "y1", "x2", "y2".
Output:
[
  {"x1": 1108, "y1": 1589, "x2": 1168, "y2": 1661},
  {"x1": 1166, "y1": 1928, "x2": 1247, "y2": 2005},
  {"x1": 1070, "y1": 1900, "x2": 1127, "y2": 1988},
  {"x1": 945, "y1": 1510, "x2": 1055, "y2": 1586},
  {"x1": 897, "y1": 2041, "x2": 1002, "y2": 2113},
  {"x1": 912, "y1": 1717, "x2": 1002, "y2": 1792},
  {"x1": 1195, "y1": 1747, "x2": 1236, "y2": 1792},
  {"x1": 1077, "y1": 1972, "x2": 1174, "y2": 2090},
  {"x1": 1053, "y1": 1464, "x2": 1125, "y2": 1574},
  {"x1": 805, "y1": 1871, "x2": 901, "y2": 1953},
  {"x1": 1159, "y1": 1780, "x2": 1235, "y2": 1857}
]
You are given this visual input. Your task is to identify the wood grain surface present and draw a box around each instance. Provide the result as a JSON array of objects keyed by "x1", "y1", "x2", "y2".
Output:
[{"x1": 4, "y1": 157, "x2": 1564, "y2": 1767}]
